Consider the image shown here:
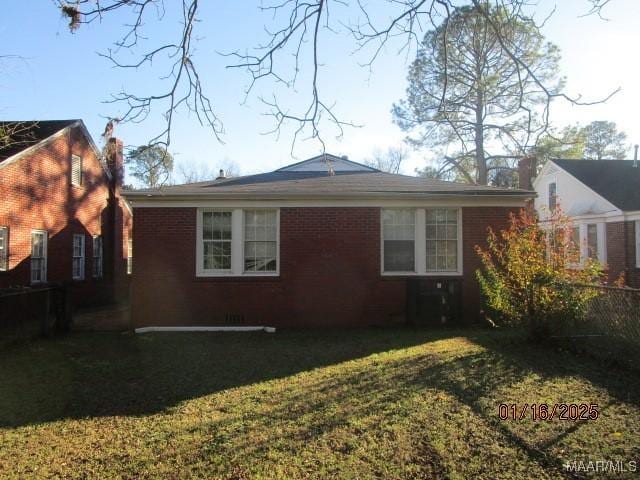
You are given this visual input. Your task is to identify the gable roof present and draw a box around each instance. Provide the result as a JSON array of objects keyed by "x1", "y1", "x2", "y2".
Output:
[
  {"x1": 125, "y1": 154, "x2": 534, "y2": 200},
  {"x1": 0, "y1": 120, "x2": 79, "y2": 161},
  {"x1": 276, "y1": 154, "x2": 379, "y2": 172},
  {"x1": 0, "y1": 119, "x2": 112, "y2": 182},
  {"x1": 551, "y1": 159, "x2": 640, "y2": 211}
]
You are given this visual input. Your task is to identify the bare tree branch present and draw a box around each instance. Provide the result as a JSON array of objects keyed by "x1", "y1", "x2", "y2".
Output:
[
  {"x1": 56, "y1": 0, "x2": 223, "y2": 149},
  {"x1": 54, "y1": 0, "x2": 618, "y2": 156}
]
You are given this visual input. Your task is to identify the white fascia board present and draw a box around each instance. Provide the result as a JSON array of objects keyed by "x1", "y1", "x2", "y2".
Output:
[
  {"x1": 126, "y1": 195, "x2": 530, "y2": 209},
  {"x1": 0, "y1": 120, "x2": 113, "y2": 181},
  {"x1": 135, "y1": 326, "x2": 276, "y2": 333},
  {"x1": 0, "y1": 124, "x2": 74, "y2": 171},
  {"x1": 539, "y1": 160, "x2": 618, "y2": 213},
  {"x1": 75, "y1": 120, "x2": 113, "y2": 181},
  {"x1": 532, "y1": 160, "x2": 554, "y2": 189},
  {"x1": 562, "y1": 210, "x2": 639, "y2": 224}
]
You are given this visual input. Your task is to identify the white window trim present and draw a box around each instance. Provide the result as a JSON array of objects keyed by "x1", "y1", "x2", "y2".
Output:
[
  {"x1": 635, "y1": 220, "x2": 640, "y2": 269},
  {"x1": 381, "y1": 208, "x2": 463, "y2": 276},
  {"x1": 547, "y1": 179, "x2": 558, "y2": 212},
  {"x1": 572, "y1": 222, "x2": 607, "y2": 266},
  {"x1": 31, "y1": 230, "x2": 48, "y2": 284},
  {"x1": 0, "y1": 226, "x2": 8, "y2": 271},
  {"x1": 71, "y1": 154, "x2": 83, "y2": 186},
  {"x1": 380, "y1": 208, "x2": 418, "y2": 275},
  {"x1": 92, "y1": 235, "x2": 103, "y2": 278},
  {"x1": 196, "y1": 208, "x2": 280, "y2": 277},
  {"x1": 72, "y1": 234, "x2": 85, "y2": 280},
  {"x1": 127, "y1": 238, "x2": 133, "y2": 275}
]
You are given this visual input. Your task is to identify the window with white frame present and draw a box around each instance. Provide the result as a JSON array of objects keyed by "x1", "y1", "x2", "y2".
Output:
[
  {"x1": 635, "y1": 221, "x2": 640, "y2": 268},
  {"x1": 202, "y1": 210, "x2": 232, "y2": 271},
  {"x1": 31, "y1": 230, "x2": 47, "y2": 284},
  {"x1": 382, "y1": 209, "x2": 415, "y2": 272},
  {"x1": 71, "y1": 154, "x2": 83, "y2": 186},
  {"x1": 197, "y1": 209, "x2": 279, "y2": 276},
  {"x1": 127, "y1": 238, "x2": 133, "y2": 275},
  {"x1": 92, "y1": 236, "x2": 103, "y2": 278},
  {"x1": 426, "y1": 208, "x2": 459, "y2": 272},
  {"x1": 586, "y1": 224, "x2": 598, "y2": 260},
  {"x1": 381, "y1": 208, "x2": 462, "y2": 275},
  {"x1": 72, "y1": 234, "x2": 85, "y2": 280},
  {"x1": 570, "y1": 226, "x2": 580, "y2": 248},
  {"x1": 548, "y1": 182, "x2": 557, "y2": 211},
  {"x1": 244, "y1": 210, "x2": 277, "y2": 272},
  {"x1": 0, "y1": 226, "x2": 8, "y2": 271},
  {"x1": 568, "y1": 225, "x2": 581, "y2": 265}
]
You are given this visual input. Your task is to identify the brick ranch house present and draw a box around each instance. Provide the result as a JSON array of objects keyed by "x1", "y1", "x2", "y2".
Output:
[
  {"x1": 124, "y1": 155, "x2": 533, "y2": 328},
  {"x1": 0, "y1": 120, "x2": 132, "y2": 306},
  {"x1": 534, "y1": 159, "x2": 640, "y2": 288}
]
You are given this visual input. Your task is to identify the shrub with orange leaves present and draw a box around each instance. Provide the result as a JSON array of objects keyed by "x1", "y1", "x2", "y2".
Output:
[{"x1": 475, "y1": 207, "x2": 603, "y2": 338}]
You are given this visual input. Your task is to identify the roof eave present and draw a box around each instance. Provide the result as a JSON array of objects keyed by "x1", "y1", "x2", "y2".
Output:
[{"x1": 123, "y1": 190, "x2": 536, "y2": 201}]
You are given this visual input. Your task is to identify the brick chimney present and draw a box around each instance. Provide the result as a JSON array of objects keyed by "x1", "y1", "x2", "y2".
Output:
[
  {"x1": 518, "y1": 155, "x2": 536, "y2": 190},
  {"x1": 105, "y1": 137, "x2": 124, "y2": 189}
]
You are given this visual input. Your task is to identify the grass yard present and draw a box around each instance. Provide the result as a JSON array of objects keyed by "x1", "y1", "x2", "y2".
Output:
[{"x1": 0, "y1": 328, "x2": 638, "y2": 479}]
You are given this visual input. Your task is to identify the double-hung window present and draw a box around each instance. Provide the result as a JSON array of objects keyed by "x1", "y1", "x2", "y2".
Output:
[
  {"x1": 382, "y1": 208, "x2": 462, "y2": 275},
  {"x1": 244, "y1": 210, "x2": 277, "y2": 272},
  {"x1": 92, "y1": 236, "x2": 103, "y2": 278},
  {"x1": 586, "y1": 224, "x2": 598, "y2": 260},
  {"x1": 548, "y1": 182, "x2": 557, "y2": 211},
  {"x1": 202, "y1": 211, "x2": 233, "y2": 271},
  {"x1": 31, "y1": 230, "x2": 47, "y2": 284},
  {"x1": 198, "y1": 209, "x2": 280, "y2": 276},
  {"x1": 425, "y1": 208, "x2": 459, "y2": 272},
  {"x1": 382, "y1": 209, "x2": 415, "y2": 272},
  {"x1": 0, "y1": 226, "x2": 8, "y2": 271},
  {"x1": 635, "y1": 221, "x2": 640, "y2": 268},
  {"x1": 72, "y1": 234, "x2": 85, "y2": 280},
  {"x1": 127, "y1": 238, "x2": 133, "y2": 275}
]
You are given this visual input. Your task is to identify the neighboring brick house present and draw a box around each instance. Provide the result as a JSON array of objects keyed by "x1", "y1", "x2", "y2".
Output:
[
  {"x1": 533, "y1": 159, "x2": 640, "y2": 288},
  {"x1": 124, "y1": 155, "x2": 533, "y2": 328},
  {"x1": 0, "y1": 120, "x2": 132, "y2": 306}
]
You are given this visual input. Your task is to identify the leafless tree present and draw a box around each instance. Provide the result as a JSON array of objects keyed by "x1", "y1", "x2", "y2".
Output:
[
  {"x1": 55, "y1": 1, "x2": 617, "y2": 154},
  {"x1": 176, "y1": 158, "x2": 241, "y2": 183},
  {"x1": 55, "y1": 0, "x2": 223, "y2": 149},
  {"x1": 0, "y1": 121, "x2": 40, "y2": 154},
  {"x1": 365, "y1": 146, "x2": 407, "y2": 174}
]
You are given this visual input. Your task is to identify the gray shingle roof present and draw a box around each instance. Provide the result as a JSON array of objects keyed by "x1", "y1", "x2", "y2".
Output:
[
  {"x1": 125, "y1": 165, "x2": 534, "y2": 200},
  {"x1": 0, "y1": 120, "x2": 79, "y2": 161},
  {"x1": 552, "y1": 159, "x2": 640, "y2": 211}
]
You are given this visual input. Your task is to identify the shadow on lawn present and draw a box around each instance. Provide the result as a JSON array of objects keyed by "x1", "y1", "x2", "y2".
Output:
[
  {"x1": 181, "y1": 332, "x2": 639, "y2": 478},
  {"x1": 0, "y1": 327, "x2": 458, "y2": 428},
  {"x1": 1, "y1": 328, "x2": 638, "y2": 477}
]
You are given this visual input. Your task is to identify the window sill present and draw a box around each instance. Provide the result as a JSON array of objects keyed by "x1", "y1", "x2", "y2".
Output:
[
  {"x1": 194, "y1": 274, "x2": 281, "y2": 283},
  {"x1": 381, "y1": 271, "x2": 463, "y2": 277}
]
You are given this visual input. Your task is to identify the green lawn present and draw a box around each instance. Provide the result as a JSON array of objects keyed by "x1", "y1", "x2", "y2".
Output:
[{"x1": 0, "y1": 328, "x2": 638, "y2": 479}]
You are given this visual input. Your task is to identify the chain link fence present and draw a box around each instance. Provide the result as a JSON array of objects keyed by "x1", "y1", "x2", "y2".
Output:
[
  {"x1": 557, "y1": 283, "x2": 640, "y2": 370},
  {"x1": 0, "y1": 285, "x2": 72, "y2": 347}
]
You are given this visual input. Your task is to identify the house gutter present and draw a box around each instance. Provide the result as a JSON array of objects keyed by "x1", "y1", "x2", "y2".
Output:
[
  {"x1": 123, "y1": 191, "x2": 536, "y2": 201},
  {"x1": 135, "y1": 326, "x2": 276, "y2": 334}
]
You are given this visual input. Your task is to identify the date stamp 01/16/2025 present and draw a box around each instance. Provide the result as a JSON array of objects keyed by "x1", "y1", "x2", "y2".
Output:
[{"x1": 498, "y1": 403, "x2": 599, "y2": 421}]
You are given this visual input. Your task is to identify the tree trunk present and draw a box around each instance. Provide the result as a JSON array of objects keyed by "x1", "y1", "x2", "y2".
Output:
[{"x1": 475, "y1": 90, "x2": 487, "y2": 185}]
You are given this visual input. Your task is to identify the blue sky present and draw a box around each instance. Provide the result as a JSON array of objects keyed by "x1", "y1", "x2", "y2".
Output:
[{"x1": 1, "y1": 1, "x2": 639, "y2": 182}]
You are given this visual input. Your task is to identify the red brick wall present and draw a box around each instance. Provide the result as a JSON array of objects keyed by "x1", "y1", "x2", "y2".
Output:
[
  {"x1": 461, "y1": 206, "x2": 515, "y2": 320},
  {"x1": 131, "y1": 205, "x2": 516, "y2": 328},
  {"x1": 0, "y1": 125, "x2": 132, "y2": 306},
  {"x1": 606, "y1": 221, "x2": 640, "y2": 288}
]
